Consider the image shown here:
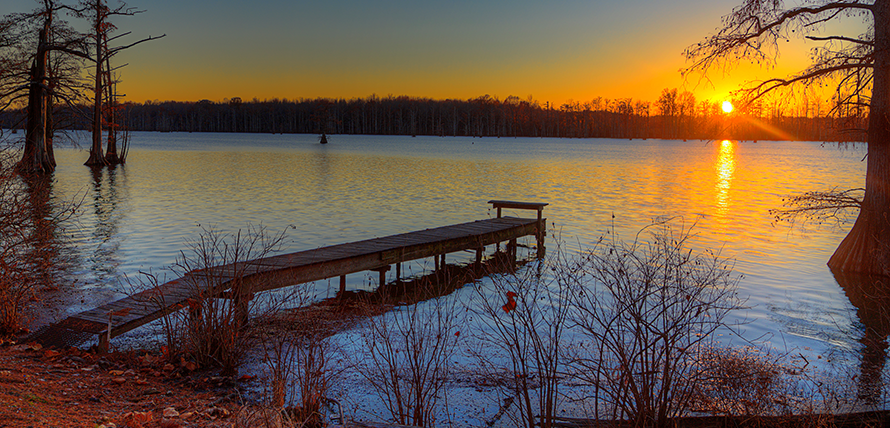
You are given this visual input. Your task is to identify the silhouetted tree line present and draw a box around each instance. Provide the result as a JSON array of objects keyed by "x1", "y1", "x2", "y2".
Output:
[{"x1": 0, "y1": 91, "x2": 866, "y2": 142}]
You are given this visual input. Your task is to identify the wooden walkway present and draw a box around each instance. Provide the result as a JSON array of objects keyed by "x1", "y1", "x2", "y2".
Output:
[{"x1": 28, "y1": 201, "x2": 547, "y2": 350}]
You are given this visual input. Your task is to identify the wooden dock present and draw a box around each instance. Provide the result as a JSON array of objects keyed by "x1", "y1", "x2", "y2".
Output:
[{"x1": 28, "y1": 201, "x2": 547, "y2": 351}]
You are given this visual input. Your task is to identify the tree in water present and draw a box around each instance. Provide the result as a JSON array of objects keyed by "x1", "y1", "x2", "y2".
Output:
[
  {"x1": 77, "y1": 0, "x2": 163, "y2": 167},
  {"x1": 1, "y1": 1, "x2": 87, "y2": 175},
  {"x1": 685, "y1": 1, "x2": 886, "y2": 276}
]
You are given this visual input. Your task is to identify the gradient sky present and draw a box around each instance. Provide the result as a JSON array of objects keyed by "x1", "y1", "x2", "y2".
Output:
[{"x1": 7, "y1": 0, "x2": 871, "y2": 106}]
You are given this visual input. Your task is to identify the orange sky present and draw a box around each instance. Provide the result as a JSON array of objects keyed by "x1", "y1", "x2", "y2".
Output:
[{"x1": 9, "y1": 0, "x2": 869, "y2": 106}]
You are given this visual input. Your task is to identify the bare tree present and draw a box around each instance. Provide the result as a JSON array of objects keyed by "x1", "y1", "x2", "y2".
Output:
[
  {"x1": 1, "y1": 1, "x2": 89, "y2": 174},
  {"x1": 77, "y1": 0, "x2": 163, "y2": 167},
  {"x1": 685, "y1": 0, "x2": 888, "y2": 276}
]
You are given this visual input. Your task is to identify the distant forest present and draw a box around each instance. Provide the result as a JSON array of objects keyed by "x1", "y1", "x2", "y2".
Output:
[{"x1": 0, "y1": 91, "x2": 867, "y2": 142}]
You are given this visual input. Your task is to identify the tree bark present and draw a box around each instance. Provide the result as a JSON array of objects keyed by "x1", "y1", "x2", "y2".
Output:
[
  {"x1": 828, "y1": 0, "x2": 890, "y2": 276},
  {"x1": 18, "y1": 28, "x2": 54, "y2": 175},
  {"x1": 104, "y1": 54, "x2": 122, "y2": 164},
  {"x1": 85, "y1": 0, "x2": 107, "y2": 167}
]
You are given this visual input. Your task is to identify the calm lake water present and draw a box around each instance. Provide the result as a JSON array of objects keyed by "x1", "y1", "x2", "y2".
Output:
[{"x1": 41, "y1": 133, "x2": 875, "y2": 377}]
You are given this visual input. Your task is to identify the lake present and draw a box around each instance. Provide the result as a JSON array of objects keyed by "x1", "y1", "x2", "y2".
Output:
[{"x1": 35, "y1": 132, "x2": 881, "y2": 416}]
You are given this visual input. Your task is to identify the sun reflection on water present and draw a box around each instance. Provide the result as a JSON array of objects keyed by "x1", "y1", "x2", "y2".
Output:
[{"x1": 715, "y1": 140, "x2": 735, "y2": 217}]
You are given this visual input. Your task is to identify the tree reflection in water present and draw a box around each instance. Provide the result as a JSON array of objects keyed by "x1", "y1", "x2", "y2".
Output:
[
  {"x1": 832, "y1": 269, "x2": 890, "y2": 404},
  {"x1": 87, "y1": 164, "x2": 127, "y2": 283}
]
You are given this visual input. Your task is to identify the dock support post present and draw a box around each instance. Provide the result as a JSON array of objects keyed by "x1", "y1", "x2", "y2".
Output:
[
  {"x1": 475, "y1": 247, "x2": 483, "y2": 272},
  {"x1": 536, "y1": 209, "x2": 546, "y2": 259},
  {"x1": 339, "y1": 275, "x2": 346, "y2": 297},
  {"x1": 372, "y1": 266, "x2": 390, "y2": 287},
  {"x1": 395, "y1": 263, "x2": 401, "y2": 283},
  {"x1": 234, "y1": 284, "x2": 252, "y2": 329},
  {"x1": 97, "y1": 334, "x2": 109, "y2": 354},
  {"x1": 189, "y1": 304, "x2": 203, "y2": 324},
  {"x1": 509, "y1": 238, "x2": 517, "y2": 263}
]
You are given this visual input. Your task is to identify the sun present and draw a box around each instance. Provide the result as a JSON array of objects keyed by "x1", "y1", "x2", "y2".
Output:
[{"x1": 722, "y1": 100, "x2": 734, "y2": 113}]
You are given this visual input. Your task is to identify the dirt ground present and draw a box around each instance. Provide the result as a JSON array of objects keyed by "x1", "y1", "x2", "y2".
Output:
[
  {"x1": 0, "y1": 339, "x2": 245, "y2": 428},
  {"x1": 0, "y1": 292, "x2": 390, "y2": 428}
]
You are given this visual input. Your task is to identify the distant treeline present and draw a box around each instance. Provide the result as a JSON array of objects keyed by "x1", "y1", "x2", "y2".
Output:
[{"x1": 0, "y1": 93, "x2": 867, "y2": 142}]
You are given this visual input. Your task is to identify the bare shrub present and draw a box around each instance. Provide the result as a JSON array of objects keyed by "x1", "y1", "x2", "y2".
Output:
[
  {"x1": 472, "y1": 248, "x2": 574, "y2": 428},
  {"x1": 0, "y1": 172, "x2": 37, "y2": 334},
  {"x1": 0, "y1": 146, "x2": 76, "y2": 335},
  {"x1": 568, "y1": 221, "x2": 743, "y2": 426},
  {"x1": 254, "y1": 301, "x2": 340, "y2": 428},
  {"x1": 149, "y1": 224, "x2": 288, "y2": 372},
  {"x1": 354, "y1": 279, "x2": 462, "y2": 427}
]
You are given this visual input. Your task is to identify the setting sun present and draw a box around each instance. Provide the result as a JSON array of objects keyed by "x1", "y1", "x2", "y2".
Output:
[{"x1": 722, "y1": 100, "x2": 733, "y2": 113}]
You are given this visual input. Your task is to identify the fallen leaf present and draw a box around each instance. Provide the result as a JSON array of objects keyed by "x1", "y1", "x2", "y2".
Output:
[
  {"x1": 112, "y1": 377, "x2": 127, "y2": 384},
  {"x1": 237, "y1": 374, "x2": 255, "y2": 382},
  {"x1": 121, "y1": 411, "x2": 152, "y2": 428},
  {"x1": 109, "y1": 370, "x2": 126, "y2": 376},
  {"x1": 107, "y1": 307, "x2": 132, "y2": 318},
  {"x1": 163, "y1": 407, "x2": 179, "y2": 418}
]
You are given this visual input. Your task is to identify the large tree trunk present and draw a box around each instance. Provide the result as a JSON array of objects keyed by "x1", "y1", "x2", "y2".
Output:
[
  {"x1": 828, "y1": 0, "x2": 890, "y2": 276},
  {"x1": 18, "y1": 29, "x2": 54, "y2": 175}
]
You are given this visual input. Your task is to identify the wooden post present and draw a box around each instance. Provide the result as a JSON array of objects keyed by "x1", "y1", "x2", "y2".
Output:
[
  {"x1": 395, "y1": 262, "x2": 401, "y2": 283},
  {"x1": 536, "y1": 206, "x2": 546, "y2": 259},
  {"x1": 372, "y1": 266, "x2": 390, "y2": 287},
  {"x1": 339, "y1": 275, "x2": 346, "y2": 297},
  {"x1": 188, "y1": 304, "x2": 203, "y2": 324},
  {"x1": 234, "y1": 283, "x2": 252, "y2": 329},
  {"x1": 475, "y1": 247, "x2": 484, "y2": 272},
  {"x1": 97, "y1": 333, "x2": 109, "y2": 354}
]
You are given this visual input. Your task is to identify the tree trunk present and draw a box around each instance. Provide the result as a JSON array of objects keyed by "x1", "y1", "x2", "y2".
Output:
[
  {"x1": 828, "y1": 0, "x2": 890, "y2": 276},
  {"x1": 104, "y1": 45, "x2": 122, "y2": 165},
  {"x1": 85, "y1": 0, "x2": 107, "y2": 167},
  {"x1": 18, "y1": 28, "x2": 54, "y2": 175}
]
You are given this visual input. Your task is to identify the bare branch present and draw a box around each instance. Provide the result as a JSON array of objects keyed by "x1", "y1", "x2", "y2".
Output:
[
  {"x1": 770, "y1": 188, "x2": 864, "y2": 228},
  {"x1": 106, "y1": 33, "x2": 164, "y2": 57},
  {"x1": 685, "y1": 1, "x2": 874, "y2": 81},
  {"x1": 806, "y1": 35, "x2": 873, "y2": 45}
]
